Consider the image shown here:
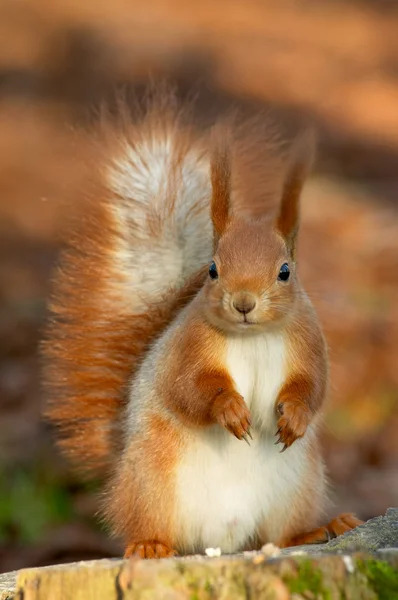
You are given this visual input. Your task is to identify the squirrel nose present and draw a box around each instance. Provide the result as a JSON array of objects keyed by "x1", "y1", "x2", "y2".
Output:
[{"x1": 233, "y1": 293, "x2": 257, "y2": 315}]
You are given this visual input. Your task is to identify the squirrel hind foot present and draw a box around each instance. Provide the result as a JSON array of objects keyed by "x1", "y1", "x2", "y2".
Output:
[
  {"x1": 282, "y1": 512, "x2": 363, "y2": 547},
  {"x1": 124, "y1": 540, "x2": 177, "y2": 559}
]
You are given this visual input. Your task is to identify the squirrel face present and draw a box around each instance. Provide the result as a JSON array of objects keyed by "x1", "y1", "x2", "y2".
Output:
[
  {"x1": 205, "y1": 127, "x2": 314, "y2": 334},
  {"x1": 202, "y1": 218, "x2": 297, "y2": 333}
]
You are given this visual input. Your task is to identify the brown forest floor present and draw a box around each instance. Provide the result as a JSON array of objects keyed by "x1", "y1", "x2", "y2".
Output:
[{"x1": 0, "y1": 0, "x2": 397, "y2": 572}]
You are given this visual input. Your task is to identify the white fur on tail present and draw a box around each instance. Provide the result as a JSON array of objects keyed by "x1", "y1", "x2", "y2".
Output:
[{"x1": 106, "y1": 132, "x2": 213, "y2": 312}]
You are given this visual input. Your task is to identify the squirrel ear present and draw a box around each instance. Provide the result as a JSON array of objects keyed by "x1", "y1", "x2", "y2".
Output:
[
  {"x1": 276, "y1": 129, "x2": 316, "y2": 259},
  {"x1": 210, "y1": 131, "x2": 232, "y2": 245}
]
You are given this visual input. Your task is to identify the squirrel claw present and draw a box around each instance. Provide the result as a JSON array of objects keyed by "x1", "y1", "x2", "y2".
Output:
[
  {"x1": 242, "y1": 433, "x2": 251, "y2": 446},
  {"x1": 275, "y1": 398, "x2": 311, "y2": 449},
  {"x1": 212, "y1": 390, "x2": 252, "y2": 441},
  {"x1": 280, "y1": 443, "x2": 288, "y2": 453},
  {"x1": 247, "y1": 429, "x2": 253, "y2": 440}
]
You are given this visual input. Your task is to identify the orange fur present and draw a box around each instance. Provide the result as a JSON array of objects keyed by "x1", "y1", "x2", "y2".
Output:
[
  {"x1": 103, "y1": 413, "x2": 181, "y2": 552},
  {"x1": 44, "y1": 246, "x2": 206, "y2": 474},
  {"x1": 210, "y1": 130, "x2": 232, "y2": 242},
  {"x1": 275, "y1": 302, "x2": 329, "y2": 450},
  {"x1": 162, "y1": 314, "x2": 231, "y2": 427},
  {"x1": 42, "y1": 91, "x2": 208, "y2": 475},
  {"x1": 276, "y1": 130, "x2": 315, "y2": 258}
]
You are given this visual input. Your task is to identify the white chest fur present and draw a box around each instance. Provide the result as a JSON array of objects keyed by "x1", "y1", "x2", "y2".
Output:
[
  {"x1": 174, "y1": 330, "x2": 312, "y2": 554},
  {"x1": 225, "y1": 329, "x2": 286, "y2": 432}
]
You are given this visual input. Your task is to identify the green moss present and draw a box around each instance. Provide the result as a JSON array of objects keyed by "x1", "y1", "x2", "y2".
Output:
[
  {"x1": 357, "y1": 558, "x2": 398, "y2": 600},
  {"x1": 286, "y1": 559, "x2": 331, "y2": 600}
]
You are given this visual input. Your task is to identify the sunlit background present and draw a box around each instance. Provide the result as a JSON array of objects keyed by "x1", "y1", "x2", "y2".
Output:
[{"x1": 0, "y1": 0, "x2": 397, "y2": 572}]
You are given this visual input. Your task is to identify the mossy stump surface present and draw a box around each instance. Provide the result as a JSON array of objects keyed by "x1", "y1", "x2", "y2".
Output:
[{"x1": 1, "y1": 509, "x2": 397, "y2": 600}]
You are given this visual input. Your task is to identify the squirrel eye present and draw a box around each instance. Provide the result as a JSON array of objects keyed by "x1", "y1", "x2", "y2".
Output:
[
  {"x1": 278, "y1": 263, "x2": 290, "y2": 282},
  {"x1": 209, "y1": 261, "x2": 218, "y2": 280}
]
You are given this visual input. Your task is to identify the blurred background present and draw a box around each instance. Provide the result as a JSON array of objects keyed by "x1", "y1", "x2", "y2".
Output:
[{"x1": 0, "y1": 0, "x2": 397, "y2": 573}]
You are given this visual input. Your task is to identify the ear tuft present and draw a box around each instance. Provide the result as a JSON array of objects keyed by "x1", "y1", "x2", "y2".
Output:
[
  {"x1": 276, "y1": 129, "x2": 316, "y2": 258},
  {"x1": 210, "y1": 127, "x2": 232, "y2": 245}
]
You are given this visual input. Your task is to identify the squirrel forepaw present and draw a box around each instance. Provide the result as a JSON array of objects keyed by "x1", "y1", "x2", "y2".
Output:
[
  {"x1": 275, "y1": 398, "x2": 312, "y2": 451},
  {"x1": 211, "y1": 390, "x2": 252, "y2": 441}
]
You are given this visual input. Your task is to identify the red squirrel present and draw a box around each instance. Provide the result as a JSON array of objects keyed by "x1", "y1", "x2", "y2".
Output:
[{"x1": 44, "y1": 90, "x2": 362, "y2": 559}]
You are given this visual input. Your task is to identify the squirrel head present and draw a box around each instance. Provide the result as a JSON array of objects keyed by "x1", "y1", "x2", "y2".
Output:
[{"x1": 202, "y1": 130, "x2": 315, "y2": 334}]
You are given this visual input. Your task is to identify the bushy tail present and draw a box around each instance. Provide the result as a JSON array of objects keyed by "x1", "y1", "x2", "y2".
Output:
[{"x1": 43, "y1": 91, "x2": 213, "y2": 475}]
